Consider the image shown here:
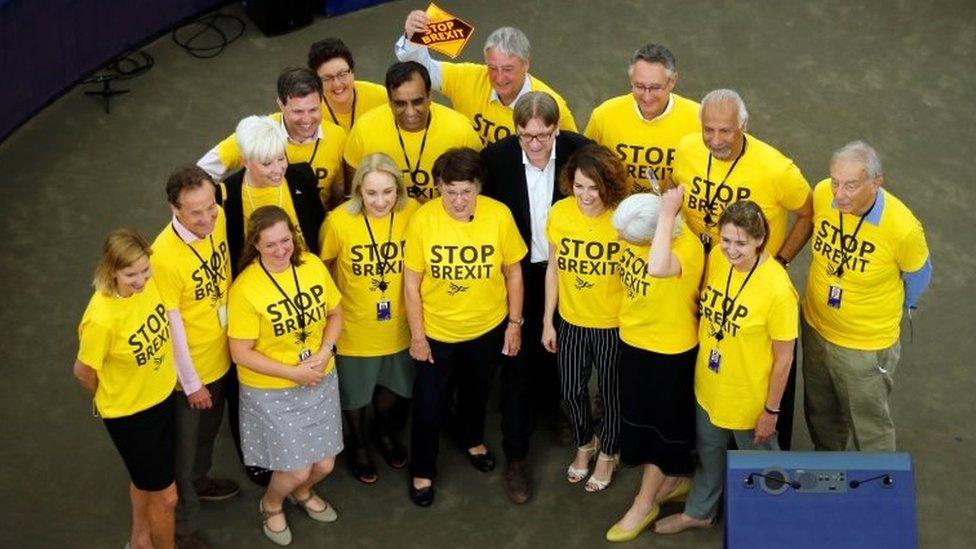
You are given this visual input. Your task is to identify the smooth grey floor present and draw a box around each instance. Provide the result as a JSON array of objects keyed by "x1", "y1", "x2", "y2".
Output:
[{"x1": 1, "y1": 0, "x2": 974, "y2": 547}]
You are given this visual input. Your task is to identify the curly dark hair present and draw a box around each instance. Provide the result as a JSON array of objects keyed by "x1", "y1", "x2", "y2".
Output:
[{"x1": 559, "y1": 144, "x2": 628, "y2": 208}]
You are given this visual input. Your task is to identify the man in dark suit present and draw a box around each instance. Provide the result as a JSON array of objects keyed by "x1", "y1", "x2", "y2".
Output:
[{"x1": 482, "y1": 91, "x2": 590, "y2": 503}]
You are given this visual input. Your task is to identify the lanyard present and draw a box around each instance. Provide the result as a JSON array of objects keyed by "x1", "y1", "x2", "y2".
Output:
[
  {"x1": 831, "y1": 199, "x2": 877, "y2": 278},
  {"x1": 304, "y1": 137, "x2": 320, "y2": 166},
  {"x1": 325, "y1": 88, "x2": 356, "y2": 128},
  {"x1": 362, "y1": 210, "x2": 395, "y2": 293},
  {"x1": 171, "y1": 225, "x2": 225, "y2": 300},
  {"x1": 712, "y1": 255, "x2": 760, "y2": 342},
  {"x1": 259, "y1": 260, "x2": 309, "y2": 343},
  {"x1": 702, "y1": 136, "x2": 748, "y2": 227},
  {"x1": 395, "y1": 113, "x2": 431, "y2": 179}
]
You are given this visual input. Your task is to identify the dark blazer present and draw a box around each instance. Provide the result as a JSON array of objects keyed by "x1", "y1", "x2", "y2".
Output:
[
  {"x1": 481, "y1": 130, "x2": 591, "y2": 268},
  {"x1": 216, "y1": 162, "x2": 325, "y2": 276}
]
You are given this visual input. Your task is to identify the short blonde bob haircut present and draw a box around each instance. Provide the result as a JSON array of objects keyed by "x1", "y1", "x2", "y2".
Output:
[
  {"x1": 93, "y1": 228, "x2": 152, "y2": 296},
  {"x1": 344, "y1": 152, "x2": 409, "y2": 215}
]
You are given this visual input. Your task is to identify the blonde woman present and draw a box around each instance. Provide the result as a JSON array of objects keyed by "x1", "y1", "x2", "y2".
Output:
[{"x1": 320, "y1": 153, "x2": 420, "y2": 483}]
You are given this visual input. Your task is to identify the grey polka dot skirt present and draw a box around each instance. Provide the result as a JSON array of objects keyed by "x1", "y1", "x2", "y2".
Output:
[{"x1": 239, "y1": 370, "x2": 344, "y2": 471}]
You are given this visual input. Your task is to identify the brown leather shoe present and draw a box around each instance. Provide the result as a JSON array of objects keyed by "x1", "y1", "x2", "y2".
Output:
[
  {"x1": 504, "y1": 460, "x2": 533, "y2": 504},
  {"x1": 194, "y1": 477, "x2": 240, "y2": 502},
  {"x1": 175, "y1": 532, "x2": 211, "y2": 549}
]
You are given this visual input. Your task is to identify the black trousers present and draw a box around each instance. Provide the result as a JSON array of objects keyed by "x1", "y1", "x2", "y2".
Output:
[
  {"x1": 500, "y1": 261, "x2": 560, "y2": 461},
  {"x1": 409, "y1": 321, "x2": 505, "y2": 479}
]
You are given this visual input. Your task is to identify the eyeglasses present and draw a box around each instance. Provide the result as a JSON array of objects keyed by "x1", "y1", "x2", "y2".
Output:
[
  {"x1": 631, "y1": 81, "x2": 670, "y2": 94},
  {"x1": 442, "y1": 187, "x2": 477, "y2": 200},
  {"x1": 320, "y1": 69, "x2": 352, "y2": 85},
  {"x1": 517, "y1": 129, "x2": 556, "y2": 145}
]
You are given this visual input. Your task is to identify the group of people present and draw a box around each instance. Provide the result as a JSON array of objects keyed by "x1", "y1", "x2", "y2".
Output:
[{"x1": 73, "y1": 6, "x2": 933, "y2": 548}]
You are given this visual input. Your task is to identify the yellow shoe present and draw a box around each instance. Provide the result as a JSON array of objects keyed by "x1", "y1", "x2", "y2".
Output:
[
  {"x1": 662, "y1": 479, "x2": 691, "y2": 503},
  {"x1": 605, "y1": 504, "x2": 660, "y2": 542}
]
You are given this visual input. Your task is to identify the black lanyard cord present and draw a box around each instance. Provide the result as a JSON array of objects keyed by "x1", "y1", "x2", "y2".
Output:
[
  {"x1": 172, "y1": 225, "x2": 225, "y2": 299},
  {"x1": 325, "y1": 88, "x2": 357, "y2": 128},
  {"x1": 703, "y1": 136, "x2": 748, "y2": 226},
  {"x1": 362, "y1": 210, "x2": 396, "y2": 292},
  {"x1": 711, "y1": 254, "x2": 760, "y2": 342},
  {"x1": 395, "y1": 112, "x2": 432, "y2": 177},
  {"x1": 259, "y1": 260, "x2": 309, "y2": 339},
  {"x1": 832, "y1": 199, "x2": 877, "y2": 278}
]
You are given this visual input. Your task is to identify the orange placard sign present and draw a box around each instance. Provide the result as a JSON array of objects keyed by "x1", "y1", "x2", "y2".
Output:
[{"x1": 408, "y1": 3, "x2": 475, "y2": 59}]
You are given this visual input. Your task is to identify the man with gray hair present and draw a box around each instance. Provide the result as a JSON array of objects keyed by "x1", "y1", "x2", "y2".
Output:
[
  {"x1": 669, "y1": 89, "x2": 813, "y2": 262},
  {"x1": 802, "y1": 140, "x2": 931, "y2": 452},
  {"x1": 396, "y1": 8, "x2": 577, "y2": 144},
  {"x1": 668, "y1": 88, "x2": 813, "y2": 450},
  {"x1": 481, "y1": 91, "x2": 590, "y2": 503},
  {"x1": 585, "y1": 44, "x2": 701, "y2": 194}
]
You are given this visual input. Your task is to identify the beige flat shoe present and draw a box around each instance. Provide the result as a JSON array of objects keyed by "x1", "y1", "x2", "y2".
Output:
[
  {"x1": 259, "y1": 499, "x2": 292, "y2": 546},
  {"x1": 288, "y1": 490, "x2": 338, "y2": 523}
]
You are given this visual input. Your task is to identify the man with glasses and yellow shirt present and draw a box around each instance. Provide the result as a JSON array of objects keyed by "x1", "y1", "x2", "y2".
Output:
[
  {"x1": 585, "y1": 44, "x2": 700, "y2": 195},
  {"x1": 802, "y1": 141, "x2": 931, "y2": 452}
]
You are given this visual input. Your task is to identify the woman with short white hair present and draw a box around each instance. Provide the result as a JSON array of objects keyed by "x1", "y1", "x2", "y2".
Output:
[{"x1": 605, "y1": 188, "x2": 705, "y2": 542}]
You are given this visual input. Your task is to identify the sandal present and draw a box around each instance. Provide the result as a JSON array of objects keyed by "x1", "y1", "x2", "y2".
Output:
[
  {"x1": 585, "y1": 453, "x2": 619, "y2": 492},
  {"x1": 566, "y1": 441, "x2": 599, "y2": 483},
  {"x1": 259, "y1": 499, "x2": 292, "y2": 546},
  {"x1": 374, "y1": 433, "x2": 408, "y2": 469},
  {"x1": 287, "y1": 490, "x2": 338, "y2": 523},
  {"x1": 348, "y1": 446, "x2": 378, "y2": 484}
]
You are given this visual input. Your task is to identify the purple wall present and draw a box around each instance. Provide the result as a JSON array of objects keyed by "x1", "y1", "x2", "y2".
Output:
[{"x1": 0, "y1": 0, "x2": 226, "y2": 142}]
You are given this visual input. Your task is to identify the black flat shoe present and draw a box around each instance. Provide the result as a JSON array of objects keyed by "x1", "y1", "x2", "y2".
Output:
[
  {"x1": 374, "y1": 433, "x2": 408, "y2": 469},
  {"x1": 245, "y1": 466, "x2": 272, "y2": 487},
  {"x1": 467, "y1": 449, "x2": 496, "y2": 472},
  {"x1": 348, "y1": 446, "x2": 378, "y2": 484},
  {"x1": 408, "y1": 480, "x2": 435, "y2": 507}
]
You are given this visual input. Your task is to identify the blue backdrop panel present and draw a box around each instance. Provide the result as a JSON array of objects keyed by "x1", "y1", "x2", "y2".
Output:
[
  {"x1": 725, "y1": 451, "x2": 918, "y2": 549},
  {"x1": 0, "y1": 0, "x2": 224, "y2": 142}
]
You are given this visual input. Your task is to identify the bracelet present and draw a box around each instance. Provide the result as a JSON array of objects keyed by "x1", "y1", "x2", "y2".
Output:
[
  {"x1": 763, "y1": 404, "x2": 780, "y2": 415},
  {"x1": 774, "y1": 255, "x2": 789, "y2": 267},
  {"x1": 507, "y1": 317, "x2": 524, "y2": 327}
]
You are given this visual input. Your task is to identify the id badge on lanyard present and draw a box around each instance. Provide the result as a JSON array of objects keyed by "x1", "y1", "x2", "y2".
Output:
[
  {"x1": 827, "y1": 285, "x2": 843, "y2": 309},
  {"x1": 377, "y1": 299, "x2": 392, "y2": 321},
  {"x1": 707, "y1": 348, "x2": 721, "y2": 373}
]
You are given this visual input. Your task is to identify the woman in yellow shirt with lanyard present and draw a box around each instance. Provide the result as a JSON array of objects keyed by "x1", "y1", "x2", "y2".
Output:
[
  {"x1": 227, "y1": 206, "x2": 344, "y2": 546},
  {"x1": 542, "y1": 144, "x2": 628, "y2": 492},
  {"x1": 604, "y1": 189, "x2": 705, "y2": 541},
  {"x1": 73, "y1": 229, "x2": 178, "y2": 549},
  {"x1": 655, "y1": 198, "x2": 798, "y2": 536},
  {"x1": 320, "y1": 153, "x2": 420, "y2": 484}
]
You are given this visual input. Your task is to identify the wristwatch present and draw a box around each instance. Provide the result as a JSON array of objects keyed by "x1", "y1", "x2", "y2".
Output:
[{"x1": 507, "y1": 317, "x2": 524, "y2": 327}]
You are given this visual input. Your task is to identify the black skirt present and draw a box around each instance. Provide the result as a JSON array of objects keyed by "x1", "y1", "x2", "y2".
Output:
[
  {"x1": 619, "y1": 342, "x2": 697, "y2": 475},
  {"x1": 103, "y1": 393, "x2": 175, "y2": 491}
]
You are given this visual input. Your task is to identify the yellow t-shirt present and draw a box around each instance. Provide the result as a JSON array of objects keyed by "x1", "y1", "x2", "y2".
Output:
[
  {"x1": 618, "y1": 231, "x2": 704, "y2": 353},
  {"x1": 439, "y1": 62, "x2": 578, "y2": 144},
  {"x1": 240, "y1": 179, "x2": 305, "y2": 244},
  {"x1": 403, "y1": 196, "x2": 527, "y2": 342},
  {"x1": 343, "y1": 103, "x2": 483, "y2": 203},
  {"x1": 320, "y1": 198, "x2": 420, "y2": 356},
  {"x1": 77, "y1": 279, "x2": 177, "y2": 418},
  {"x1": 227, "y1": 252, "x2": 342, "y2": 389},
  {"x1": 585, "y1": 93, "x2": 701, "y2": 194},
  {"x1": 321, "y1": 80, "x2": 388, "y2": 132},
  {"x1": 803, "y1": 181, "x2": 929, "y2": 350},
  {"x1": 671, "y1": 133, "x2": 811, "y2": 255},
  {"x1": 546, "y1": 197, "x2": 623, "y2": 328},
  {"x1": 213, "y1": 113, "x2": 346, "y2": 194},
  {"x1": 695, "y1": 251, "x2": 798, "y2": 430},
  {"x1": 150, "y1": 209, "x2": 232, "y2": 385}
]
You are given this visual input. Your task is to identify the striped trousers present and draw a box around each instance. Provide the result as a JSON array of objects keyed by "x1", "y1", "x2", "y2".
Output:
[{"x1": 557, "y1": 321, "x2": 621, "y2": 454}]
